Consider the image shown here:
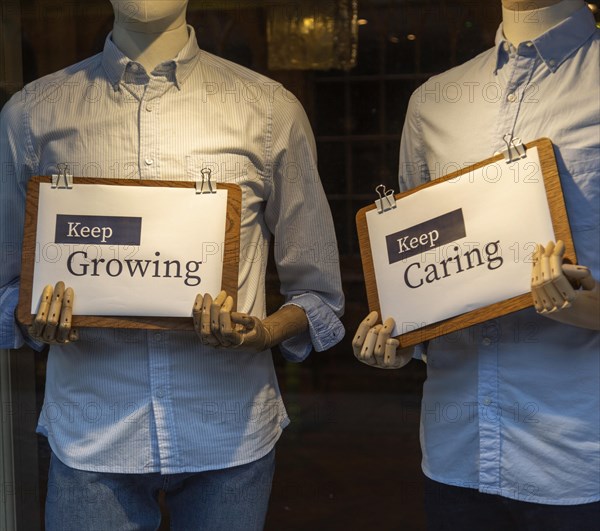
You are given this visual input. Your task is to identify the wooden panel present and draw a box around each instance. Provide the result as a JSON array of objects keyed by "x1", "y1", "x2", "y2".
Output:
[
  {"x1": 356, "y1": 138, "x2": 576, "y2": 348},
  {"x1": 17, "y1": 177, "x2": 242, "y2": 330}
]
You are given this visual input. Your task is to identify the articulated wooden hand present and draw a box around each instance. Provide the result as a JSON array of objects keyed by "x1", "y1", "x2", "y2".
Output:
[
  {"x1": 193, "y1": 290, "x2": 308, "y2": 352},
  {"x1": 352, "y1": 311, "x2": 412, "y2": 369},
  {"x1": 531, "y1": 240, "x2": 599, "y2": 330},
  {"x1": 29, "y1": 281, "x2": 78, "y2": 344}
]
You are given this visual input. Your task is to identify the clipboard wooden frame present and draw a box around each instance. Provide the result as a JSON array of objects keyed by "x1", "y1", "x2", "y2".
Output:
[
  {"x1": 356, "y1": 138, "x2": 576, "y2": 348},
  {"x1": 17, "y1": 176, "x2": 242, "y2": 331}
]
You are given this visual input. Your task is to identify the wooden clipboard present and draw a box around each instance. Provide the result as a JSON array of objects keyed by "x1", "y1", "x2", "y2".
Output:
[
  {"x1": 356, "y1": 138, "x2": 576, "y2": 348},
  {"x1": 17, "y1": 176, "x2": 242, "y2": 331}
]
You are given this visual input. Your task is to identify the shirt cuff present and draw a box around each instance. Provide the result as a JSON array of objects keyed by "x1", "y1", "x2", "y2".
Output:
[
  {"x1": 279, "y1": 293, "x2": 345, "y2": 362},
  {"x1": 0, "y1": 279, "x2": 45, "y2": 351},
  {"x1": 0, "y1": 280, "x2": 25, "y2": 349}
]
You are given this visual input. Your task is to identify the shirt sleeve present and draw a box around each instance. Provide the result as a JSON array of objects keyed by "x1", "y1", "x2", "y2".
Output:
[
  {"x1": 264, "y1": 89, "x2": 345, "y2": 362},
  {"x1": 0, "y1": 91, "x2": 37, "y2": 349},
  {"x1": 398, "y1": 87, "x2": 430, "y2": 362},
  {"x1": 399, "y1": 86, "x2": 431, "y2": 193}
]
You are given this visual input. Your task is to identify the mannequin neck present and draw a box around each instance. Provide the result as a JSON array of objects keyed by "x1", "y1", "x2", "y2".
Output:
[
  {"x1": 501, "y1": 0, "x2": 585, "y2": 46},
  {"x1": 111, "y1": 19, "x2": 189, "y2": 73}
]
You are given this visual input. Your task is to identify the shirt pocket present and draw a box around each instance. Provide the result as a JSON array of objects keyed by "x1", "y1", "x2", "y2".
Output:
[
  {"x1": 185, "y1": 153, "x2": 268, "y2": 232},
  {"x1": 555, "y1": 147, "x2": 599, "y2": 232},
  {"x1": 555, "y1": 147, "x2": 599, "y2": 275}
]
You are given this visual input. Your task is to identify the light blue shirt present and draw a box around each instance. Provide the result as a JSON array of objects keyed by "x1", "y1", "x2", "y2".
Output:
[
  {"x1": 0, "y1": 28, "x2": 344, "y2": 473},
  {"x1": 399, "y1": 6, "x2": 599, "y2": 504}
]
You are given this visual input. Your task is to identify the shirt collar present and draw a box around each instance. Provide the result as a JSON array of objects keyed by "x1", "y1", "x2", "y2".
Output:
[
  {"x1": 495, "y1": 5, "x2": 597, "y2": 73},
  {"x1": 101, "y1": 25, "x2": 200, "y2": 90}
]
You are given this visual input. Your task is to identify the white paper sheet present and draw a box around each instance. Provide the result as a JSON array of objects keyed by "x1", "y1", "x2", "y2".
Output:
[
  {"x1": 366, "y1": 147, "x2": 555, "y2": 335},
  {"x1": 32, "y1": 184, "x2": 229, "y2": 317}
]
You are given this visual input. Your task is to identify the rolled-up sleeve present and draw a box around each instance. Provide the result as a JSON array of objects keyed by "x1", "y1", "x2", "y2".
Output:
[
  {"x1": 281, "y1": 293, "x2": 345, "y2": 362},
  {"x1": 264, "y1": 91, "x2": 345, "y2": 362}
]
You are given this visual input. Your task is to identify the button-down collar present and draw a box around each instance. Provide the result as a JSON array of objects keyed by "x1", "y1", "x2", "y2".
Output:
[
  {"x1": 495, "y1": 4, "x2": 597, "y2": 73},
  {"x1": 101, "y1": 25, "x2": 200, "y2": 90}
]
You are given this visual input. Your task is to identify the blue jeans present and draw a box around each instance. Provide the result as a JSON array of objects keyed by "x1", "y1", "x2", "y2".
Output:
[
  {"x1": 45, "y1": 449, "x2": 276, "y2": 531},
  {"x1": 424, "y1": 476, "x2": 600, "y2": 531}
]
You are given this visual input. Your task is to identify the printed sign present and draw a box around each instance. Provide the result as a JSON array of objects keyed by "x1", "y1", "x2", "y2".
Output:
[
  {"x1": 385, "y1": 209, "x2": 466, "y2": 264},
  {"x1": 31, "y1": 183, "x2": 229, "y2": 318},
  {"x1": 54, "y1": 215, "x2": 142, "y2": 245},
  {"x1": 365, "y1": 146, "x2": 556, "y2": 336}
]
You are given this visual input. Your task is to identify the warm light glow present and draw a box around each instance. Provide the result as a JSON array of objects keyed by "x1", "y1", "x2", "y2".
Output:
[
  {"x1": 407, "y1": 34, "x2": 417, "y2": 41},
  {"x1": 357, "y1": 18, "x2": 368, "y2": 25},
  {"x1": 588, "y1": 3, "x2": 598, "y2": 13},
  {"x1": 301, "y1": 16, "x2": 315, "y2": 34},
  {"x1": 389, "y1": 35, "x2": 400, "y2": 44},
  {"x1": 267, "y1": 0, "x2": 358, "y2": 71}
]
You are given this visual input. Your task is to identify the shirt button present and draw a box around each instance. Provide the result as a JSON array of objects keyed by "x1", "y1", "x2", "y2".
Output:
[
  {"x1": 156, "y1": 389, "x2": 165, "y2": 398},
  {"x1": 483, "y1": 397, "x2": 492, "y2": 406},
  {"x1": 146, "y1": 104, "x2": 153, "y2": 112},
  {"x1": 145, "y1": 158, "x2": 154, "y2": 166},
  {"x1": 482, "y1": 337, "x2": 492, "y2": 346},
  {"x1": 507, "y1": 93, "x2": 516, "y2": 102},
  {"x1": 548, "y1": 59, "x2": 556, "y2": 67}
]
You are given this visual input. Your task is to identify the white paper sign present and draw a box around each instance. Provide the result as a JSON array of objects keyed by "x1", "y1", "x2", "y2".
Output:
[
  {"x1": 366, "y1": 147, "x2": 555, "y2": 335},
  {"x1": 32, "y1": 184, "x2": 228, "y2": 317}
]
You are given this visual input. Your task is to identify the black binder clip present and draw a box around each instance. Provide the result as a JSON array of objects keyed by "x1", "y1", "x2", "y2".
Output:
[
  {"x1": 51, "y1": 164, "x2": 73, "y2": 189},
  {"x1": 195, "y1": 167, "x2": 216, "y2": 194},
  {"x1": 500, "y1": 134, "x2": 526, "y2": 163},
  {"x1": 375, "y1": 184, "x2": 396, "y2": 214}
]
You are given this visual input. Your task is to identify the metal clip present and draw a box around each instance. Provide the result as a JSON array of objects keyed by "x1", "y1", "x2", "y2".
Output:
[
  {"x1": 195, "y1": 167, "x2": 216, "y2": 194},
  {"x1": 500, "y1": 134, "x2": 526, "y2": 163},
  {"x1": 51, "y1": 164, "x2": 73, "y2": 189},
  {"x1": 374, "y1": 184, "x2": 396, "y2": 214}
]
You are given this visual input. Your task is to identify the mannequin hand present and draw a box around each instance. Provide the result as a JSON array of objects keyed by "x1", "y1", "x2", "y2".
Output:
[
  {"x1": 531, "y1": 240, "x2": 596, "y2": 314},
  {"x1": 29, "y1": 282, "x2": 78, "y2": 344},
  {"x1": 193, "y1": 291, "x2": 272, "y2": 352},
  {"x1": 352, "y1": 311, "x2": 411, "y2": 369}
]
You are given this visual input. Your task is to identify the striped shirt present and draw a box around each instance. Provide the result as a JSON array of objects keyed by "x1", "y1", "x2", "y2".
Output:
[
  {"x1": 0, "y1": 27, "x2": 344, "y2": 473},
  {"x1": 399, "y1": 6, "x2": 599, "y2": 504}
]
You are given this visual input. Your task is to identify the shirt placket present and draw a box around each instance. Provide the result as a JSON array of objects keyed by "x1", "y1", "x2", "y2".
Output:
[
  {"x1": 137, "y1": 74, "x2": 180, "y2": 471},
  {"x1": 147, "y1": 328, "x2": 180, "y2": 472},
  {"x1": 481, "y1": 44, "x2": 537, "y2": 493},
  {"x1": 493, "y1": 42, "x2": 537, "y2": 153},
  {"x1": 138, "y1": 78, "x2": 162, "y2": 180},
  {"x1": 477, "y1": 319, "x2": 502, "y2": 492}
]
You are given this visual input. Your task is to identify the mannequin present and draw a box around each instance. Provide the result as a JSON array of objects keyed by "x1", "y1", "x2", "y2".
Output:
[
  {"x1": 0, "y1": 0, "x2": 344, "y2": 529},
  {"x1": 354, "y1": 0, "x2": 599, "y2": 528},
  {"x1": 29, "y1": 1, "x2": 310, "y2": 351}
]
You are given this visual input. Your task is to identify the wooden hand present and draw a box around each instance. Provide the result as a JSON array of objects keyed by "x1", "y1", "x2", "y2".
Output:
[{"x1": 29, "y1": 282, "x2": 78, "y2": 344}]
